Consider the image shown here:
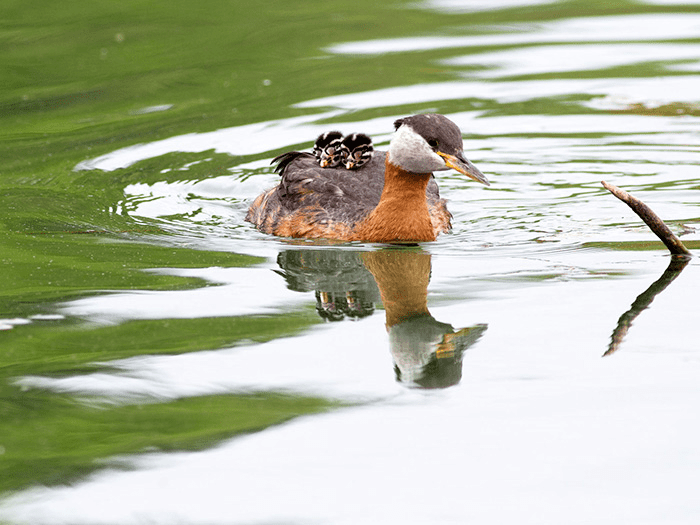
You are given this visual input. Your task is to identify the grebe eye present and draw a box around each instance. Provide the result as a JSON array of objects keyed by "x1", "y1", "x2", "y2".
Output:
[{"x1": 428, "y1": 139, "x2": 439, "y2": 150}]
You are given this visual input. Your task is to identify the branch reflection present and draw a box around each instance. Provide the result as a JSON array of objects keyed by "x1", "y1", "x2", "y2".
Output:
[
  {"x1": 605, "y1": 255, "x2": 690, "y2": 356},
  {"x1": 276, "y1": 248, "x2": 487, "y2": 389}
]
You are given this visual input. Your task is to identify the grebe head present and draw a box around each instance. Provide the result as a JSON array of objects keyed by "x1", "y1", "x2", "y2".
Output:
[
  {"x1": 313, "y1": 131, "x2": 345, "y2": 168},
  {"x1": 389, "y1": 114, "x2": 489, "y2": 185},
  {"x1": 341, "y1": 133, "x2": 374, "y2": 170}
]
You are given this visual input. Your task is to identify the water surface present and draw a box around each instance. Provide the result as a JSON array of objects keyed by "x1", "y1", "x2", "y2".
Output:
[{"x1": 2, "y1": 0, "x2": 700, "y2": 523}]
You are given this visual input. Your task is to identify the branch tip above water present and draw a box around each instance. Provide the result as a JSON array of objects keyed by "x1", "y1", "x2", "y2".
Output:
[{"x1": 601, "y1": 180, "x2": 691, "y2": 257}]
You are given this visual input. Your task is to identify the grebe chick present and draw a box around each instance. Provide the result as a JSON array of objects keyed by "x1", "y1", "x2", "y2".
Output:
[
  {"x1": 246, "y1": 113, "x2": 489, "y2": 243},
  {"x1": 270, "y1": 130, "x2": 344, "y2": 177},
  {"x1": 341, "y1": 133, "x2": 374, "y2": 170},
  {"x1": 313, "y1": 130, "x2": 345, "y2": 168}
]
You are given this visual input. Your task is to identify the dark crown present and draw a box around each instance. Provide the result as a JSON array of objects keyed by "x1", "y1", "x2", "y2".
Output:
[
  {"x1": 314, "y1": 131, "x2": 343, "y2": 149},
  {"x1": 342, "y1": 133, "x2": 373, "y2": 151}
]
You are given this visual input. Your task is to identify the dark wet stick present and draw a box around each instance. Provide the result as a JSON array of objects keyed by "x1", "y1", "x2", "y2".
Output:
[{"x1": 601, "y1": 181, "x2": 691, "y2": 256}]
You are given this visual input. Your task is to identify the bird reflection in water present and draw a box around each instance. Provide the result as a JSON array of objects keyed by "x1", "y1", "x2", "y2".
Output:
[
  {"x1": 275, "y1": 248, "x2": 487, "y2": 389},
  {"x1": 275, "y1": 249, "x2": 380, "y2": 321}
]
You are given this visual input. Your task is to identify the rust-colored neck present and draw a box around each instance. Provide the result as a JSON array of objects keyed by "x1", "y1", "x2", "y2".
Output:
[{"x1": 353, "y1": 158, "x2": 435, "y2": 243}]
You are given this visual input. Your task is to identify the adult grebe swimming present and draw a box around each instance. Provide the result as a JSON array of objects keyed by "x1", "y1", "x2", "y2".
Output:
[{"x1": 245, "y1": 114, "x2": 489, "y2": 242}]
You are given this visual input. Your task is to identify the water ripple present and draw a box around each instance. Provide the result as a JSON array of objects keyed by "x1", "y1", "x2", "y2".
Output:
[{"x1": 327, "y1": 13, "x2": 700, "y2": 55}]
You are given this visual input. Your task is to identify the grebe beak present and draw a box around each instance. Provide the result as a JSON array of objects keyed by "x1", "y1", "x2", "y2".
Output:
[{"x1": 437, "y1": 151, "x2": 490, "y2": 186}]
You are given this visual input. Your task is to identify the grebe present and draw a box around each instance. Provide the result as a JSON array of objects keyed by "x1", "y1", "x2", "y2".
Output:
[
  {"x1": 340, "y1": 133, "x2": 374, "y2": 170},
  {"x1": 269, "y1": 130, "x2": 345, "y2": 179},
  {"x1": 313, "y1": 130, "x2": 345, "y2": 168},
  {"x1": 246, "y1": 113, "x2": 489, "y2": 243}
]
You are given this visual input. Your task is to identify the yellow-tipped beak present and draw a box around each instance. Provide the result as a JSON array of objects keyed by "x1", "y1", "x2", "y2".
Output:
[{"x1": 437, "y1": 151, "x2": 490, "y2": 186}]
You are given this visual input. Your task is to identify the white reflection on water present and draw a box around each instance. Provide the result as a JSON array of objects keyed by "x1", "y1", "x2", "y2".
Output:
[
  {"x1": 5, "y1": 253, "x2": 700, "y2": 524},
  {"x1": 442, "y1": 43, "x2": 700, "y2": 78},
  {"x1": 643, "y1": 0, "x2": 700, "y2": 4},
  {"x1": 327, "y1": 13, "x2": 700, "y2": 55},
  {"x1": 295, "y1": 77, "x2": 700, "y2": 109},
  {"x1": 421, "y1": 0, "x2": 557, "y2": 13},
  {"x1": 17, "y1": 311, "x2": 401, "y2": 403},
  {"x1": 59, "y1": 267, "x2": 311, "y2": 324},
  {"x1": 13, "y1": 250, "x2": 700, "y2": 403},
  {"x1": 75, "y1": 110, "x2": 339, "y2": 171},
  {"x1": 5, "y1": 390, "x2": 700, "y2": 525},
  {"x1": 8, "y1": 372, "x2": 700, "y2": 524}
]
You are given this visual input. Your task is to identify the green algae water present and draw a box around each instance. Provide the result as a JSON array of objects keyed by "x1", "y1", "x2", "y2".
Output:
[{"x1": 2, "y1": 0, "x2": 700, "y2": 523}]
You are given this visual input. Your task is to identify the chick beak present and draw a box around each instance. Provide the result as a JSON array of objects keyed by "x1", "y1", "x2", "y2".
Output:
[
  {"x1": 319, "y1": 157, "x2": 331, "y2": 168},
  {"x1": 437, "y1": 151, "x2": 490, "y2": 186}
]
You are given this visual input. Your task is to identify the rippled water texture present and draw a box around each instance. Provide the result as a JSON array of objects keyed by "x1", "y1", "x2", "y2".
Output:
[{"x1": 2, "y1": 0, "x2": 700, "y2": 523}]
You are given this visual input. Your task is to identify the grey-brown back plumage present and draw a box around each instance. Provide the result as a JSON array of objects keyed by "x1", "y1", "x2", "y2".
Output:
[
  {"x1": 283, "y1": 151, "x2": 440, "y2": 219},
  {"x1": 246, "y1": 150, "x2": 449, "y2": 237}
]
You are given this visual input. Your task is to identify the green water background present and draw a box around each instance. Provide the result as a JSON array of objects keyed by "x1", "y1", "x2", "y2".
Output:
[{"x1": 2, "y1": 0, "x2": 699, "y2": 496}]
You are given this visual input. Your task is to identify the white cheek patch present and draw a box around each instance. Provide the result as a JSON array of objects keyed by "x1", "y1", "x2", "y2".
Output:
[{"x1": 389, "y1": 125, "x2": 447, "y2": 173}]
